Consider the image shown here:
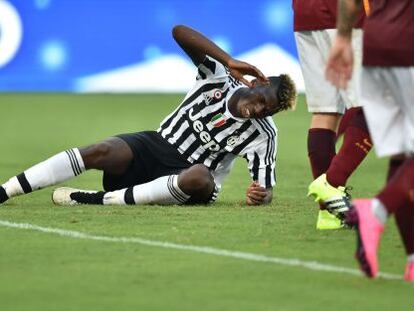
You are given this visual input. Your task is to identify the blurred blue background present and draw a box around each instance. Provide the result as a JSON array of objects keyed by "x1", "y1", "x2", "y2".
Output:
[{"x1": 0, "y1": 0, "x2": 302, "y2": 92}]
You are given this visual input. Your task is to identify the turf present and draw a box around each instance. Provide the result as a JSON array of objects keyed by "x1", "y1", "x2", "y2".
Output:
[{"x1": 0, "y1": 94, "x2": 412, "y2": 311}]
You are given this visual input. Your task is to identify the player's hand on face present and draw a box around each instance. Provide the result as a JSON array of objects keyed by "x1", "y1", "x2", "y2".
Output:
[
  {"x1": 227, "y1": 58, "x2": 269, "y2": 88},
  {"x1": 246, "y1": 181, "x2": 267, "y2": 205},
  {"x1": 326, "y1": 35, "x2": 354, "y2": 89}
]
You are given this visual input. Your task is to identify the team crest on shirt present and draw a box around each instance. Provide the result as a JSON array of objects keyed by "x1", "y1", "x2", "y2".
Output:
[
  {"x1": 210, "y1": 113, "x2": 227, "y2": 128},
  {"x1": 226, "y1": 135, "x2": 240, "y2": 147}
]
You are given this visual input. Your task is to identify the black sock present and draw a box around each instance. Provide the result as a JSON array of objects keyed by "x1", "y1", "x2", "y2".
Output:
[
  {"x1": 70, "y1": 191, "x2": 106, "y2": 205},
  {"x1": 0, "y1": 186, "x2": 9, "y2": 204}
]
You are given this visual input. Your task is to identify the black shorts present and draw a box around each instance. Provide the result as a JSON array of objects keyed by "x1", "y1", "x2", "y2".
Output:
[{"x1": 103, "y1": 131, "x2": 193, "y2": 191}]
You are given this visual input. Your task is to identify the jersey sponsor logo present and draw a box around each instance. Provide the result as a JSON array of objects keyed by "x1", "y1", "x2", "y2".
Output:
[
  {"x1": 188, "y1": 107, "x2": 220, "y2": 152},
  {"x1": 210, "y1": 113, "x2": 226, "y2": 128}
]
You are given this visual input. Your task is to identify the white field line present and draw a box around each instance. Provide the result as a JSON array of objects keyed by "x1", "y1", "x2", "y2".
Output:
[{"x1": 0, "y1": 219, "x2": 401, "y2": 281}]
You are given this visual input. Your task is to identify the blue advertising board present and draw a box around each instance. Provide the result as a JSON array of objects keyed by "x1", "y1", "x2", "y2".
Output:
[{"x1": 0, "y1": 0, "x2": 303, "y2": 92}]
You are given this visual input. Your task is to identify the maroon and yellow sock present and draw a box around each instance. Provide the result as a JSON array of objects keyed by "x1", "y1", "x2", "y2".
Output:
[{"x1": 326, "y1": 109, "x2": 372, "y2": 187}]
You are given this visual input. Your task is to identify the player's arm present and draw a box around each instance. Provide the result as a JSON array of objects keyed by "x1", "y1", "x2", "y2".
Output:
[
  {"x1": 172, "y1": 24, "x2": 268, "y2": 87},
  {"x1": 337, "y1": 0, "x2": 363, "y2": 38},
  {"x1": 246, "y1": 181, "x2": 273, "y2": 205},
  {"x1": 325, "y1": 0, "x2": 362, "y2": 89}
]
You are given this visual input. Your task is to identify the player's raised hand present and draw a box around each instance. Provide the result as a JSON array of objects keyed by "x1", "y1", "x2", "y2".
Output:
[
  {"x1": 326, "y1": 35, "x2": 354, "y2": 89},
  {"x1": 246, "y1": 181, "x2": 268, "y2": 205},
  {"x1": 227, "y1": 58, "x2": 269, "y2": 88}
]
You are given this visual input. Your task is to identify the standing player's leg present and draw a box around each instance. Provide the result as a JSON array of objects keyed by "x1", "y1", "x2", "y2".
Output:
[
  {"x1": 350, "y1": 156, "x2": 414, "y2": 278},
  {"x1": 295, "y1": 30, "x2": 346, "y2": 229},
  {"x1": 0, "y1": 137, "x2": 133, "y2": 204},
  {"x1": 347, "y1": 67, "x2": 414, "y2": 280},
  {"x1": 386, "y1": 156, "x2": 414, "y2": 281},
  {"x1": 324, "y1": 28, "x2": 371, "y2": 188},
  {"x1": 308, "y1": 30, "x2": 372, "y2": 225},
  {"x1": 308, "y1": 113, "x2": 339, "y2": 180},
  {"x1": 52, "y1": 164, "x2": 217, "y2": 206},
  {"x1": 325, "y1": 107, "x2": 372, "y2": 188}
]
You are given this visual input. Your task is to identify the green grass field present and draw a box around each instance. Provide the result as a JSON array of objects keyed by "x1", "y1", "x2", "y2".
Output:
[{"x1": 0, "y1": 94, "x2": 412, "y2": 311}]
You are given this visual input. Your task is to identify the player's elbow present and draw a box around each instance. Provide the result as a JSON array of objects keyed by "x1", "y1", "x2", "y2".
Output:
[{"x1": 172, "y1": 25, "x2": 187, "y2": 41}]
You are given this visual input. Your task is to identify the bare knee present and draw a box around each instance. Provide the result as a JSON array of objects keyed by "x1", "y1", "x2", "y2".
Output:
[
  {"x1": 80, "y1": 137, "x2": 133, "y2": 173},
  {"x1": 310, "y1": 113, "x2": 341, "y2": 131},
  {"x1": 178, "y1": 164, "x2": 215, "y2": 201}
]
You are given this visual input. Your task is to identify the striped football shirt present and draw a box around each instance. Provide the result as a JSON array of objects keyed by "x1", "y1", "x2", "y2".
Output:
[{"x1": 157, "y1": 56, "x2": 277, "y2": 188}]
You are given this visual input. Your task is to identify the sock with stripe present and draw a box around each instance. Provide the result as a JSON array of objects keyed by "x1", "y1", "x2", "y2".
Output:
[
  {"x1": 102, "y1": 175, "x2": 190, "y2": 205},
  {"x1": 326, "y1": 109, "x2": 372, "y2": 187},
  {"x1": 0, "y1": 186, "x2": 8, "y2": 204},
  {"x1": 1, "y1": 148, "x2": 85, "y2": 200}
]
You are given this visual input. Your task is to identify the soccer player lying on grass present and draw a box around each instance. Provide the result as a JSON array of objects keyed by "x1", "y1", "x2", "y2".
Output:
[
  {"x1": 327, "y1": 0, "x2": 414, "y2": 281},
  {"x1": 0, "y1": 25, "x2": 296, "y2": 207}
]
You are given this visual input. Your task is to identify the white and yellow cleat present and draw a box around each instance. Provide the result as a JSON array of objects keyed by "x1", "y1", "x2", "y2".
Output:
[{"x1": 52, "y1": 187, "x2": 98, "y2": 206}]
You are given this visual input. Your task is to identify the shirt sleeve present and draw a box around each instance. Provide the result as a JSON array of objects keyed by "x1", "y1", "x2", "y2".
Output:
[
  {"x1": 196, "y1": 56, "x2": 228, "y2": 80},
  {"x1": 211, "y1": 154, "x2": 237, "y2": 190},
  {"x1": 242, "y1": 121, "x2": 277, "y2": 188}
]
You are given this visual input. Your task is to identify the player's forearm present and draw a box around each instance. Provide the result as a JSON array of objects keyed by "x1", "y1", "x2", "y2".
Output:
[
  {"x1": 172, "y1": 24, "x2": 232, "y2": 66},
  {"x1": 337, "y1": 0, "x2": 363, "y2": 38}
]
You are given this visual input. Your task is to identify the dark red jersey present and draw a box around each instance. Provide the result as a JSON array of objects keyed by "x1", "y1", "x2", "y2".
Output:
[
  {"x1": 363, "y1": 0, "x2": 414, "y2": 66},
  {"x1": 293, "y1": 0, "x2": 364, "y2": 31}
]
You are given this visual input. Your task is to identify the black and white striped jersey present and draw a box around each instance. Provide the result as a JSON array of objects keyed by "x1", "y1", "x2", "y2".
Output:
[{"x1": 157, "y1": 56, "x2": 277, "y2": 189}]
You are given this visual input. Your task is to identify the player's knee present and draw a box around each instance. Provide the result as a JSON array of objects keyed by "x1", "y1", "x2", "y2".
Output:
[
  {"x1": 178, "y1": 164, "x2": 215, "y2": 196},
  {"x1": 80, "y1": 141, "x2": 114, "y2": 169}
]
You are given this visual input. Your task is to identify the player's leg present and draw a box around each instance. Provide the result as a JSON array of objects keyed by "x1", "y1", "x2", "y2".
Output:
[
  {"x1": 336, "y1": 107, "x2": 360, "y2": 138},
  {"x1": 325, "y1": 29, "x2": 372, "y2": 187},
  {"x1": 325, "y1": 107, "x2": 372, "y2": 188},
  {"x1": 308, "y1": 114, "x2": 346, "y2": 229},
  {"x1": 53, "y1": 164, "x2": 217, "y2": 206},
  {"x1": 0, "y1": 137, "x2": 133, "y2": 204},
  {"x1": 386, "y1": 156, "x2": 414, "y2": 280},
  {"x1": 347, "y1": 67, "x2": 414, "y2": 279},
  {"x1": 294, "y1": 30, "x2": 340, "y2": 181},
  {"x1": 350, "y1": 155, "x2": 414, "y2": 278},
  {"x1": 308, "y1": 30, "x2": 370, "y2": 224},
  {"x1": 295, "y1": 30, "x2": 348, "y2": 228},
  {"x1": 308, "y1": 113, "x2": 339, "y2": 179}
]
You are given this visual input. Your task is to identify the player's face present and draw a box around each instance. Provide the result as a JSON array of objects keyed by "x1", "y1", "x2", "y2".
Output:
[{"x1": 237, "y1": 83, "x2": 279, "y2": 119}]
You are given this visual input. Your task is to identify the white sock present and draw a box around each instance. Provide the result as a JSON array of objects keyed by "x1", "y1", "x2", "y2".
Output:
[
  {"x1": 408, "y1": 254, "x2": 414, "y2": 263},
  {"x1": 103, "y1": 175, "x2": 190, "y2": 205},
  {"x1": 371, "y1": 198, "x2": 389, "y2": 225},
  {"x1": 2, "y1": 148, "x2": 85, "y2": 198}
]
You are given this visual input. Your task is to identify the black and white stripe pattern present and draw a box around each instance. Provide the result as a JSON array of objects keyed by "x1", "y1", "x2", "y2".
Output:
[
  {"x1": 65, "y1": 149, "x2": 83, "y2": 176},
  {"x1": 16, "y1": 173, "x2": 32, "y2": 193},
  {"x1": 124, "y1": 187, "x2": 135, "y2": 205},
  {"x1": 158, "y1": 56, "x2": 278, "y2": 189},
  {"x1": 167, "y1": 175, "x2": 188, "y2": 204}
]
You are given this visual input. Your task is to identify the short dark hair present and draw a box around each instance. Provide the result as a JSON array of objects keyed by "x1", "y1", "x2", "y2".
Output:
[{"x1": 268, "y1": 74, "x2": 297, "y2": 113}]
